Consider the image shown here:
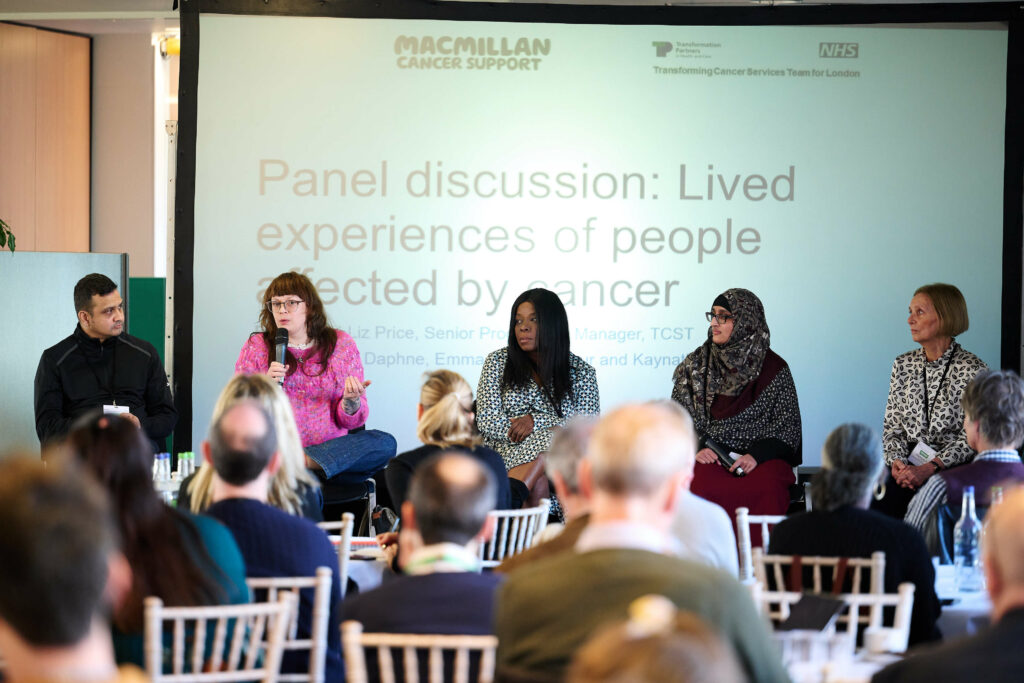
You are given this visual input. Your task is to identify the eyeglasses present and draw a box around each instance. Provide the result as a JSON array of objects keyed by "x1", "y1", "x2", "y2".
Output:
[
  {"x1": 266, "y1": 299, "x2": 304, "y2": 313},
  {"x1": 705, "y1": 311, "x2": 735, "y2": 324}
]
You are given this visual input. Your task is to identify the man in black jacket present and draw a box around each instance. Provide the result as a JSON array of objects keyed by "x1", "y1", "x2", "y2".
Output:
[{"x1": 34, "y1": 273, "x2": 176, "y2": 453}]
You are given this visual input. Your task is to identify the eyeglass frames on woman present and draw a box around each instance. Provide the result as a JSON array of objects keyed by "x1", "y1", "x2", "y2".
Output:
[
  {"x1": 266, "y1": 299, "x2": 304, "y2": 313},
  {"x1": 705, "y1": 311, "x2": 735, "y2": 324}
]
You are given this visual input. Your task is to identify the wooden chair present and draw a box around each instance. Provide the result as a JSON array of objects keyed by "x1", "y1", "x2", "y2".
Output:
[
  {"x1": 143, "y1": 592, "x2": 295, "y2": 682},
  {"x1": 246, "y1": 567, "x2": 333, "y2": 683},
  {"x1": 735, "y1": 506, "x2": 785, "y2": 582},
  {"x1": 749, "y1": 579, "x2": 916, "y2": 654},
  {"x1": 317, "y1": 512, "x2": 355, "y2": 598},
  {"x1": 478, "y1": 498, "x2": 549, "y2": 569},
  {"x1": 752, "y1": 548, "x2": 889, "y2": 634},
  {"x1": 342, "y1": 620, "x2": 498, "y2": 683}
]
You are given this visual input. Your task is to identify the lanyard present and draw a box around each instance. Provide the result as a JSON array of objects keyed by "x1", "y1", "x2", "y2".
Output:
[
  {"x1": 82, "y1": 340, "x2": 119, "y2": 405},
  {"x1": 922, "y1": 344, "x2": 957, "y2": 435}
]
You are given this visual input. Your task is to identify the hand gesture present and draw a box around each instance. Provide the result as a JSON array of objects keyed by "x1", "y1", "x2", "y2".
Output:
[
  {"x1": 508, "y1": 414, "x2": 535, "y2": 443},
  {"x1": 695, "y1": 448, "x2": 718, "y2": 465},
  {"x1": 730, "y1": 454, "x2": 757, "y2": 475}
]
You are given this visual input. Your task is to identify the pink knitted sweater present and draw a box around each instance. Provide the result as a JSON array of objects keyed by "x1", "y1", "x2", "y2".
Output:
[{"x1": 235, "y1": 330, "x2": 369, "y2": 447}]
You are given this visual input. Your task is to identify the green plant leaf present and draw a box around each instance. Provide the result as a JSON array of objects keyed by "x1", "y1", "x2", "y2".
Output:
[
  {"x1": 7, "y1": 233, "x2": 13, "y2": 252},
  {"x1": 0, "y1": 231, "x2": 6, "y2": 248}
]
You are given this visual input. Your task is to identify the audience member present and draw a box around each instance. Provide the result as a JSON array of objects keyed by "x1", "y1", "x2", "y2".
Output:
[
  {"x1": 34, "y1": 272, "x2": 176, "y2": 453},
  {"x1": 568, "y1": 595, "x2": 746, "y2": 683},
  {"x1": 494, "y1": 403, "x2": 788, "y2": 683},
  {"x1": 905, "y1": 369, "x2": 1024, "y2": 550},
  {"x1": 344, "y1": 451, "x2": 501, "y2": 635},
  {"x1": 180, "y1": 373, "x2": 323, "y2": 520},
  {"x1": 768, "y1": 423, "x2": 941, "y2": 645},
  {"x1": 203, "y1": 399, "x2": 343, "y2": 681},
  {"x1": 0, "y1": 455, "x2": 141, "y2": 682},
  {"x1": 496, "y1": 416, "x2": 596, "y2": 574},
  {"x1": 386, "y1": 369, "x2": 517, "y2": 514},
  {"x1": 64, "y1": 413, "x2": 249, "y2": 667},
  {"x1": 873, "y1": 486, "x2": 1024, "y2": 682}
]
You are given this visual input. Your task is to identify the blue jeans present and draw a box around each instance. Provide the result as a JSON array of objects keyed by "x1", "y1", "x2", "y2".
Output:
[{"x1": 304, "y1": 429, "x2": 396, "y2": 481}]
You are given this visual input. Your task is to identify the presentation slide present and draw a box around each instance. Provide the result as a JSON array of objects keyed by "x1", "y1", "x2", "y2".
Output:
[{"x1": 192, "y1": 14, "x2": 1007, "y2": 462}]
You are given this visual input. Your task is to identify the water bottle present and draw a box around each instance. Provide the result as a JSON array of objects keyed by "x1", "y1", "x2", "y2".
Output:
[{"x1": 954, "y1": 486, "x2": 984, "y2": 592}]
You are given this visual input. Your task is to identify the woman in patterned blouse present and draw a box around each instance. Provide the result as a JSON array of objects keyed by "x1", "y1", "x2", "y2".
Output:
[
  {"x1": 476, "y1": 288, "x2": 600, "y2": 504},
  {"x1": 235, "y1": 272, "x2": 396, "y2": 487},
  {"x1": 672, "y1": 288, "x2": 802, "y2": 521},
  {"x1": 874, "y1": 283, "x2": 987, "y2": 519}
]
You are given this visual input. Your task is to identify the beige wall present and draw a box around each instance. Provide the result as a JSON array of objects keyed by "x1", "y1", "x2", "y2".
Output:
[
  {"x1": 0, "y1": 22, "x2": 90, "y2": 252},
  {"x1": 91, "y1": 33, "x2": 155, "y2": 277}
]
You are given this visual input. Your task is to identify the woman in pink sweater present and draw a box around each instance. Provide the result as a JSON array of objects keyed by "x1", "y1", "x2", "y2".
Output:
[{"x1": 235, "y1": 272, "x2": 396, "y2": 484}]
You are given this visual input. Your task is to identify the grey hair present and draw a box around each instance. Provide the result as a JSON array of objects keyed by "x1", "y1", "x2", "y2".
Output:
[
  {"x1": 811, "y1": 423, "x2": 883, "y2": 511},
  {"x1": 545, "y1": 416, "x2": 598, "y2": 494},
  {"x1": 961, "y1": 369, "x2": 1024, "y2": 449}
]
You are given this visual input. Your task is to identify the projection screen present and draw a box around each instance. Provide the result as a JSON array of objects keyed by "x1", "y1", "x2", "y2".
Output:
[{"x1": 185, "y1": 7, "x2": 1014, "y2": 463}]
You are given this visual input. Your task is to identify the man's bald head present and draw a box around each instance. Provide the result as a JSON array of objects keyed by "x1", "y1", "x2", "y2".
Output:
[
  {"x1": 408, "y1": 451, "x2": 496, "y2": 546},
  {"x1": 207, "y1": 400, "x2": 278, "y2": 486},
  {"x1": 589, "y1": 402, "x2": 697, "y2": 496}
]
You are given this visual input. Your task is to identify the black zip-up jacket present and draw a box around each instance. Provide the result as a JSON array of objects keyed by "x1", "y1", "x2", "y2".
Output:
[{"x1": 34, "y1": 326, "x2": 177, "y2": 451}]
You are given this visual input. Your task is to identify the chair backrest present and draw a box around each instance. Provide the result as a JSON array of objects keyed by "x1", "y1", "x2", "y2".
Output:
[
  {"x1": 246, "y1": 567, "x2": 333, "y2": 683},
  {"x1": 144, "y1": 592, "x2": 295, "y2": 682},
  {"x1": 748, "y1": 580, "x2": 916, "y2": 653},
  {"x1": 478, "y1": 499, "x2": 549, "y2": 569},
  {"x1": 735, "y1": 506, "x2": 786, "y2": 582},
  {"x1": 317, "y1": 512, "x2": 355, "y2": 598},
  {"x1": 341, "y1": 620, "x2": 497, "y2": 683},
  {"x1": 752, "y1": 548, "x2": 888, "y2": 633}
]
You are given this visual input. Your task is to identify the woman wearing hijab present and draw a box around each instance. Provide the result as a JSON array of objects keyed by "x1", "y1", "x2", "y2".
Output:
[{"x1": 671, "y1": 288, "x2": 801, "y2": 518}]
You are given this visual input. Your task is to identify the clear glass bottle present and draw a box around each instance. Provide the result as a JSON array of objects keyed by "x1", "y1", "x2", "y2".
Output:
[{"x1": 954, "y1": 486, "x2": 984, "y2": 592}]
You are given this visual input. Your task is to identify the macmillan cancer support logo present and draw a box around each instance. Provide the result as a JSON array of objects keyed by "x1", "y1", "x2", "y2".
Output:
[{"x1": 653, "y1": 41, "x2": 673, "y2": 57}]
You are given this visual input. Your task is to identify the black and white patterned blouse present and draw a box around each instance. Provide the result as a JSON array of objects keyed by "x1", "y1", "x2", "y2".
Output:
[
  {"x1": 476, "y1": 347, "x2": 600, "y2": 469},
  {"x1": 882, "y1": 340, "x2": 988, "y2": 468}
]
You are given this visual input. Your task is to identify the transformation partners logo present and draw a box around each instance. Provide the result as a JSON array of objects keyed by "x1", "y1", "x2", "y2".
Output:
[{"x1": 394, "y1": 35, "x2": 550, "y2": 71}]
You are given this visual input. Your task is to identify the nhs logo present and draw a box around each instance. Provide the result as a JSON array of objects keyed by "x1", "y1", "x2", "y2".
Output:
[{"x1": 819, "y1": 42, "x2": 859, "y2": 58}]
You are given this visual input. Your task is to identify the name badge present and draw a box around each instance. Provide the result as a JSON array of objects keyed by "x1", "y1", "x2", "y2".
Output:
[
  {"x1": 103, "y1": 404, "x2": 129, "y2": 416},
  {"x1": 908, "y1": 441, "x2": 937, "y2": 467}
]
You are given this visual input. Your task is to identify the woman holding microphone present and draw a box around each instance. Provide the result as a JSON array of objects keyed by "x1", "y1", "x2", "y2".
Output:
[{"x1": 236, "y1": 272, "x2": 396, "y2": 485}]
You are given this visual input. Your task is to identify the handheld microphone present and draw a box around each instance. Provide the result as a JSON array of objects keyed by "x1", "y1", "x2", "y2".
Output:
[
  {"x1": 274, "y1": 329, "x2": 288, "y2": 385},
  {"x1": 705, "y1": 436, "x2": 746, "y2": 477}
]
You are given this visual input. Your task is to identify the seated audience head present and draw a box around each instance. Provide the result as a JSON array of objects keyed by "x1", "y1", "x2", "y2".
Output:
[
  {"x1": 583, "y1": 403, "x2": 696, "y2": 526},
  {"x1": 983, "y1": 486, "x2": 1024, "y2": 621},
  {"x1": 188, "y1": 373, "x2": 316, "y2": 515},
  {"x1": 64, "y1": 414, "x2": 224, "y2": 631},
  {"x1": 545, "y1": 416, "x2": 597, "y2": 519},
  {"x1": 416, "y1": 369, "x2": 481, "y2": 449},
  {"x1": 0, "y1": 454, "x2": 129, "y2": 677},
  {"x1": 810, "y1": 422, "x2": 883, "y2": 511},
  {"x1": 205, "y1": 399, "x2": 279, "y2": 493},
  {"x1": 961, "y1": 369, "x2": 1024, "y2": 452},
  {"x1": 568, "y1": 594, "x2": 745, "y2": 683},
  {"x1": 73, "y1": 273, "x2": 123, "y2": 342},
  {"x1": 404, "y1": 451, "x2": 497, "y2": 547}
]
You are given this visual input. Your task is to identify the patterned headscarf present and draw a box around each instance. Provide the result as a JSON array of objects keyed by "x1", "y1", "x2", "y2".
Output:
[{"x1": 672, "y1": 288, "x2": 771, "y2": 426}]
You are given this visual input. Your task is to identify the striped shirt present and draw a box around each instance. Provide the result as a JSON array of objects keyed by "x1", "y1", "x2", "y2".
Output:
[{"x1": 904, "y1": 450, "x2": 1021, "y2": 533}]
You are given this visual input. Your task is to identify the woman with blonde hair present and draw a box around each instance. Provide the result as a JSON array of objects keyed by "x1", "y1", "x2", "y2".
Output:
[
  {"x1": 178, "y1": 373, "x2": 323, "y2": 520},
  {"x1": 386, "y1": 369, "x2": 518, "y2": 512}
]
